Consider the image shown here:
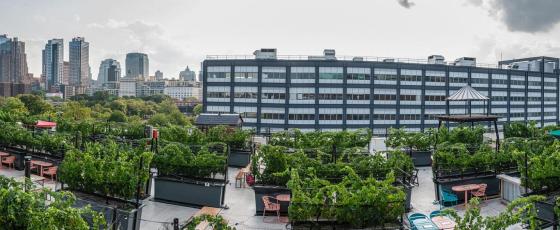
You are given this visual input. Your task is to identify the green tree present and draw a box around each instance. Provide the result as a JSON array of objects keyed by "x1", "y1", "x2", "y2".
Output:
[
  {"x1": 108, "y1": 111, "x2": 128, "y2": 122},
  {"x1": 109, "y1": 100, "x2": 127, "y2": 113},
  {"x1": 148, "y1": 113, "x2": 169, "y2": 127},
  {"x1": 17, "y1": 94, "x2": 53, "y2": 115},
  {"x1": 0, "y1": 97, "x2": 29, "y2": 117},
  {"x1": 193, "y1": 104, "x2": 203, "y2": 116},
  {"x1": 62, "y1": 101, "x2": 92, "y2": 121}
]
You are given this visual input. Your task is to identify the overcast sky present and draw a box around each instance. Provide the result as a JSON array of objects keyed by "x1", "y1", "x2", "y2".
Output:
[{"x1": 2, "y1": 0, "x2": 560, "y2": 80}]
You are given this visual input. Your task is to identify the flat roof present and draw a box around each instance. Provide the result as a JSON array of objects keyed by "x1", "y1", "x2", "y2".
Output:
[{"x1": 436, "y1": 114, "x2": 499, "y2": 122}]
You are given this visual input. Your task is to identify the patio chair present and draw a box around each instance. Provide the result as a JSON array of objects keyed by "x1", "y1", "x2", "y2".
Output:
[
  {"x1": 429, "y1": 210, "x2": 442, "y2": 218},
  {"x1": 407, "y1": 213, "x2": 430, "y2": 230},
  {"x1": 262, "y1": 196, "x2": 280, "y2": 222},
  {"x1": 439, "y1": 188, "x2": 458, "y2": 207},
  {"x1": 43, "y1": 166, "x2": 58, "y2": 181},
  {"x1": 411, "y1": 168, "x2": 420, "y2": 186},
  {"x1": 1, "y1": 156, "x2": 15, "y2": 169},
  {"x1": 471, "y1": 183, "x2": 488, "y2": 201}
]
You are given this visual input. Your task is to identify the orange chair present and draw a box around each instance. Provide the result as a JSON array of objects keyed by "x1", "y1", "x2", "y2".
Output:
[
  {"x1": 43, "y1": 166, "x2": 58, "y2": 181},
  {"x1": 471, "y1": 183, "x2": 488, "y2": 201},
  {"x1": 262, "y1": 196, "x2": 280, "y2": 222},
  {"x1": 1, "y1": 156, "x2": 15, "y2": 169}
]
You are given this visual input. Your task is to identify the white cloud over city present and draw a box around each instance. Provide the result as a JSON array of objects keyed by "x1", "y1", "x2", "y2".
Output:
[{"x1": 2, "y1": 0, "x2": 560, "y2": 79}]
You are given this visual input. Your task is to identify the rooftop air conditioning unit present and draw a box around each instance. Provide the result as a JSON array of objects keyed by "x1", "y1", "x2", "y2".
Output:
[
  {"x1": 383, "y1": 58, "x2": 395, "y2": 63},
  {"x1": 428, "y1": 55, "x2": 445, "y2": 65},
  {"x1": 254, "y1": 48, "x2": 277, "y2": 60},
  {"x1": 323, "y1": 49, "x2": 336, "y2": 60},
  {"x1": 353, "y1": 57, "x2": 364, "y2": 61},
  {"x1": 454, "y1": 57, "x2": 476, "y2": 67}
]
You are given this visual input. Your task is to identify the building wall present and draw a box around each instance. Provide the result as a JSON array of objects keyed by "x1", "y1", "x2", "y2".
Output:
[{"x1": 203, "y1": 59, "x2": 559, "y2": 134}]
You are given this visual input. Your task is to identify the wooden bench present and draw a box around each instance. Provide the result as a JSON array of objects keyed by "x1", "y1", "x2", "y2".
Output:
[{"x1": 192, "y1": 206, "x2": 222, "y2": 230}]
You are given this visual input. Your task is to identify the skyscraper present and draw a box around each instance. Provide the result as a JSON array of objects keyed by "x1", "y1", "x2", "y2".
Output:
[
  {"x1": 179, "y1": 66, "x2": 196, "y2": 81},
  {"x1": 69, "y1": 37, "x2": 90, "y2": 87},
  {"x1": 155, "y1": 70, "x2": 163, "y2": 80},
  {"x1": 0, "y1": 34, "x2": 29, "y2": 83},
  {"x1": 42, "y1": 39, "x2": 64, "y2": 91},
  {"x1": 125, "y1": 52, "x2": 149, "y2": 79},
  {"x1": 63, "y1": 61, "x2": 70, "y2": 85},
  {"x1": 97, "y1": 59, "x2": 121, "y2": 85}
]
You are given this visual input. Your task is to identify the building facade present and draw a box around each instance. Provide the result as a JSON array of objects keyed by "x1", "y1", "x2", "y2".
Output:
[
  {"x1": 0, "y1": 35, "x2": 29, "y2": 84},
  {"x1": 42, "y1": 39, "x2": 64, "y2": 91},
  {"x1": 125, "y1": 52, "x2": 149, "y2": 79},
  {"x1": 179, "y1": 66, "x2": 196, "y2": 81},
  {"x1": 69, "y1": 37, "x2": 90, "y2": 87},
  {"x1": 164, "y1": 80, "x2": 201, "y2": 100},
  {"x1": 202, "y1": 49, "x2": 559, "y2": 134}
]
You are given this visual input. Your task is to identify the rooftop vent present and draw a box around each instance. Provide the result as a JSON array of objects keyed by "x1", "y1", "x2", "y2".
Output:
[
  {"x1": 428, "y1": 55, "x2": 445, "y2": 65},
  {"x1": 254, "y1": 48, "x2": 277, "y2": 60}
]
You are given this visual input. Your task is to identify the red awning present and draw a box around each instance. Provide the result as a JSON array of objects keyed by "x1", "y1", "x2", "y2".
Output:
[{"x1": 36, "y1": 120, "x2": 57, "y2": 128}]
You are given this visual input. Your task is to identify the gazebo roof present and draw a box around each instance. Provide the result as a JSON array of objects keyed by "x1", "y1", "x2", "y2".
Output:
[
  {"x1": 35, "y1": 120, "x2": 57, "y2": 128},
  {"x1": 447, "y1": 85, "x2": 489, "y2": 101}
]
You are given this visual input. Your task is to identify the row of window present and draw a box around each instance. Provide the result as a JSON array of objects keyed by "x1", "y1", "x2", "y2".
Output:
[{"x1": 241, "y1": 111, "x2": 556, "y2": 121}]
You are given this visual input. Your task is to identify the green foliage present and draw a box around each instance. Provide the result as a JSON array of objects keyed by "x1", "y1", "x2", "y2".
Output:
[
  {"x1": 269, "y1": 129, "x2": 372, "y2": 153},
  {"x1": 184, "y1": 214, "x2": 235, "y2": 230},
  {"x1": 386, "y1": 128, "x2": 433, "y2": 151},
  {"x1": 152, "y1": 143, "x2": 227, "y2": 179},
  {"x1": 443, "y1": 196, "x2": 544, "y2": 230},
  {"x1": 0, "y1": 176, "x2": 105, "y2": 229},
  {"x1": 287, "y1": 168, "x2": 405, "y2": 228},
  {"x1": 433, "y1": 143, "x2": 514, "y2": 172},
  {"x1": 108, "y1": 110, "x2": 128, "y2": 122},
  {"x1": 193, "y1": 104, "x2": 203, "y2": 116},
  {"x1": 59, "y1": 141, "x2": 154, "y2": 200},
  {"x1": 17, "y1": 94, "x2": 53, "y2": 115}
]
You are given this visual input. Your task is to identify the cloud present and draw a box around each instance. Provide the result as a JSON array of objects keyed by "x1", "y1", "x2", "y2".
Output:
[
  {"x1": 396, "y1": 0, "x2": 414, "y2": 8},
  {"x1": 472, "y1": 35, "x2": 560, "y2": 63},
  {"x1": 468, "y1": 0, "x2": 560, "y2": 33}
]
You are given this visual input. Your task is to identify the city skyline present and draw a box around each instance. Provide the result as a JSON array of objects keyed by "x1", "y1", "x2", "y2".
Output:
[{"x1": 2, "y1": 0, "x2": 560, "y2": 81}]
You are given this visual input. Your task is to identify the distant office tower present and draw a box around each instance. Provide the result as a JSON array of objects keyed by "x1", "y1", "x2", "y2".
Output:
[
  {"x1": 42, "y1": 39, "x2": 64, "y2": 91},
  {"x1": 125, "y1": 52, "x2": 149, "y2": 79},
  {"x1": 155, "y1": 70, "x2": 163, "y2": 80},
  {"x1": 0, "y1": 34, "x2": 29, "y2": 83},
  {"x1": 97, "y1": 59, "x2": 121, "y2": 85},
  {"x1": 179, "y1": 66, "x2": 196, "y2": 81},
  {"x1": 63, "y1": 61, "x2": 70, "y2": 85},
  {"x1": 69, "y1": 37, "x2": 90, "y2": 87}
]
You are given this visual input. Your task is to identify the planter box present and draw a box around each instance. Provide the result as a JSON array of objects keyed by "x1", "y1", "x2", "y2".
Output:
[
  {"x1": 154, "y1": 176, "x2": 226, "y2": 208},
  {"x1": 228, "y1": 149, "x2": 251, "y2": 167},
  {"x1": 534, "y1": 195, "x2": 559, "y2": 228},
  {"x1": 253, "y1": 185, "x2": 291, "y2": 215},
  {"x1": 402, "y1": 184, "x2": 413, "y2": 211},
  {"x1": 409, "y1": 150, "x2": 432, "y2": 167},
  {"x1": 291, "y1": 221, "x2": 404, "y2": 230},
  {"x1": 73, "y1": 192, "x2": 144, "y2": 230},
  {"x1": 434, "y1": 175, "x2": 501, "y2": 203}
]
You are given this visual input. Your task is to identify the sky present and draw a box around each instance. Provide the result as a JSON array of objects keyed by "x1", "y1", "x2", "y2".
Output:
[{"x1": 2, "y1": 0, "x2": 560, "y2": 80}]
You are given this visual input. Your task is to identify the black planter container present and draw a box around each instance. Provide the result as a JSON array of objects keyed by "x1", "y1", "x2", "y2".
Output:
[
  {"x1": 434, "y1": 175, "x2": 501, "y2": 203},
  {"x1": 228, "y1": 149, "x2": 251, "y2": 167},
  {"x1": 3, "y1": 147, "x2": 27, "y2": 170},
  {"x1": 73, "y1": 193, "x2": 144, "y2": 230},
  {"x1": 534, "y1": 195, "x2": 559, "y2": 228},
  {"x1": 409, "y1": 150, "x2": 432, "y2": 167},
  {"x1": 253, "y1": 185, "x2": 291, "y2": 215},
  {"x1": 154, "y1": 176, "x2": 226, "y2": 208},
  {"x1": 402, "y1": 184, "x2": 413, "y2": 211}
]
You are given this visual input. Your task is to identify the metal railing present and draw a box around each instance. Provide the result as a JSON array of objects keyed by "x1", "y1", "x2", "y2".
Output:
[{"x1": 206, "y1": 54, "x2": 500, "y2": 69}]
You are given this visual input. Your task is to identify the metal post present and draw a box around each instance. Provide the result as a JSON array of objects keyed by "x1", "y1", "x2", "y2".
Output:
[
  {"x1": 173, "y1": 218, "x2": 179, "y2": 230},
  {"x1": 24, "y1": 156, "x2": 31, "y2": 178},
  {"x1": 135, "y1": 156, "x2": 144, "y2": 208},
  {"x1": 494, "y1": 120, "x2": 500, "y2": 151}
]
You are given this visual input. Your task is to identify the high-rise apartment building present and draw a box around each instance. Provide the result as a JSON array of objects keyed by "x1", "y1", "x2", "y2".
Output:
[
  {"x1": 179, "y1": 66, "x2": 196, "y2": 81},
  {"x1": 203, "y1": 49, "x2": 560, "y2": 134},
  {"x1": 0, "y1": 35, "x2": 29, "y2": 84},
  {"x1": 97, "y1": 59, "x2": 121, "y2": 85},
  {"x1": 125, "y1": 52, "x2": 149, "y2": 79},
  {"x1": 63, "y1": 61, "x2": 70, "y2": 85},
  {"x1": 155, "y1": 70, "x2": 163, "y2": 80},
  {"x1": 69, "y1": 37, "x2": 90, "y2": 87},
  {"x1": 42, "y1": 39, "x2": 64, "y2": 91}
]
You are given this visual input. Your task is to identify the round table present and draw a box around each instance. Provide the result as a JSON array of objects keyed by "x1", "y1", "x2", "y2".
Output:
[
  {"x1": 276, "y1": 194, "x2": 291, "y2": 202},
  {"x1": 451, "y1": 184, "x2": 480, "y2": 206}
]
